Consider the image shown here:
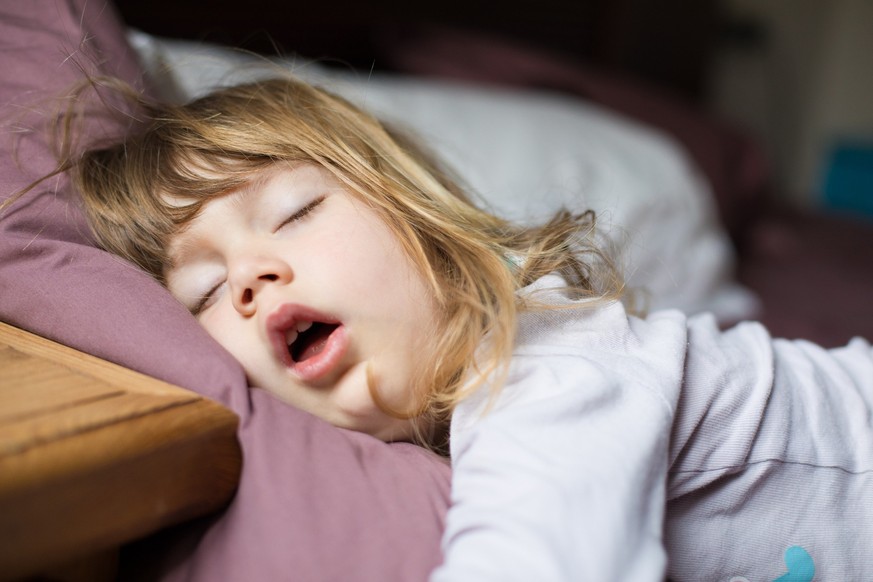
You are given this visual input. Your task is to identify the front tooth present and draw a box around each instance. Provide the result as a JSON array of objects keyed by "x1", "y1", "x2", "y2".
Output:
[
  {"x1": 296, "y1": 321, "x2": 313, "y2": 333},
  {"x1": 285, "y1": 328, "x2": 299, "y2": 346}
]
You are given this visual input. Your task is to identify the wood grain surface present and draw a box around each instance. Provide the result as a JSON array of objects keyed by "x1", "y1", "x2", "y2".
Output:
[{"x1": 0, "y1": 322, "x2": 241, "y2": 581}]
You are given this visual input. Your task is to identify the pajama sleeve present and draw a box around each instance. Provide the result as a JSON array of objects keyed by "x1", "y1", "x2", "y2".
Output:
[
  {"x1": 430, "y1": 300, "x2": 688, "y2": 581},
  {"x1": 666, "y1": 314, "x2": 873, "y2": 581}
]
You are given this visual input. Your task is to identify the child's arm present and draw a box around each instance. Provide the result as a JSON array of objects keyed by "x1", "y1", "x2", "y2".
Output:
[
  {"x1": 432, "y1": 298, "x2": 686, "y2": 581},
  {"x1": 666, "y1": 315, "x2": 873, "y2": 581}
]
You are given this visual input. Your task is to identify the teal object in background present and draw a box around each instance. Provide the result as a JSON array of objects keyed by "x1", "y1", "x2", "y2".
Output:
[{"x1": 822, "y1": 141, "x2": 873, "y2": 218}]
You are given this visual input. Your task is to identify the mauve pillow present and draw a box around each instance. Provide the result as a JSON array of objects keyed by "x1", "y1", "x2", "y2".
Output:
[{"x1": 0, "y1": 1, "x2": 450, "y2": 580}]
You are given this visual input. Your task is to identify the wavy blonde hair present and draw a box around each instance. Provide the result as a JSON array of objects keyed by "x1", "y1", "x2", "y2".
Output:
[{"x1": 22, "y1": 74, "x2": 626, "y2": 446}]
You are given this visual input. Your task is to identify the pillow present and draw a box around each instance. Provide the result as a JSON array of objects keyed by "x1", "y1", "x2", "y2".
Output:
[
  {"x1": 379, "y1": 25, "x2": 772, "y2": 242},
  {"x1": 129, "y1": 31, "x2": 761, "y2": 323},
  {"x1": 0, "y1": 2, "x2": 450, "y2": 581}
]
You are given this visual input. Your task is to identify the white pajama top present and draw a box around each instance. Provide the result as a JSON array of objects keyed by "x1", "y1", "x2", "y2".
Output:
[{"x1": 430, "y1": 274, "x2": 873, "y2": 582}]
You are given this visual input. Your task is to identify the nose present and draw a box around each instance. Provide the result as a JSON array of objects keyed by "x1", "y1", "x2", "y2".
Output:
[{"x1": 228, "y1": 254, "x2": 293, "y2": 315}]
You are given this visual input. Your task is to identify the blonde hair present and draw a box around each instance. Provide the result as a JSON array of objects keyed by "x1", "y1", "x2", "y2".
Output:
[{"x1": 27, "y1": 74, "x2": 626, "y2": 446}]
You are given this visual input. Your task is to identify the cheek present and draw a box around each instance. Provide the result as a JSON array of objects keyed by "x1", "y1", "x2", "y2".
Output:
[
  {"x1": 197, "y1": 304, "x2": 229, "y2": 341},
  {"x1": 316, "y1": 224, "x2": 408, "y2": 290},
  {"x1": 198, "y1": 309, "x2": 255, "y2": 364},
  {"x1": 200, "y1": 315, "x2": 269, "y2": 388}
]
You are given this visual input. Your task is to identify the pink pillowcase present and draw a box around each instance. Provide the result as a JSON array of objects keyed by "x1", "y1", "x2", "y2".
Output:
[{"x1": 0, "y1": 1, "x2": 450, "y2": 579}]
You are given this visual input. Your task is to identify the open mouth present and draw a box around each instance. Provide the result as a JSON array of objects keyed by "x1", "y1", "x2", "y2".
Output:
[
  {"x1": 287, "y1": 321, "x2": 341, "y2": 363},
  {"x1": 268, "y1": 304, "x2": 348, "y2": 381}
]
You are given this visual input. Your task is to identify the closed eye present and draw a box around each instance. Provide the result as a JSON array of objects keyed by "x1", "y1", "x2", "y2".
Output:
[
  {"x1": 190, "y1": 281, "x2": 224, "y2": 316},
  {"x1": 276, "y1": 195, "x2": 326, "y2": 231}
]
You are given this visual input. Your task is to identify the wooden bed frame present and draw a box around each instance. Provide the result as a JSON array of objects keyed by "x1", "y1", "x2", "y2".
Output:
[{"x1": 0, "y1": 322, "x2": 241, "y2": 581}]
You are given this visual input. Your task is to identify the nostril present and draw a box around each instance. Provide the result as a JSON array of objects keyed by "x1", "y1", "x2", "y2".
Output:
[
  {"x1": 259, "y1": 274, "x2": 279, "y2": 282},
  {"x1": 242, "y1": 288, "x2": 253, "y2": 304}
]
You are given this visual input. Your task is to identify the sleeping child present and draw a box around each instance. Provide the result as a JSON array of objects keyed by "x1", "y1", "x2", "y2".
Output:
[{"x1": 22, "y1": 74, "x2": 873, "y2": 580}]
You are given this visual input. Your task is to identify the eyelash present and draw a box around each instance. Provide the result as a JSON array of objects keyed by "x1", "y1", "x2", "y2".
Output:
[
  {"x1": 275, "y1": 195, "x2": 325, "y2": 232},
  {"x1": 190, "y1": 281, "x2": 222, "y2": 316},
  {"x1": 188, "y1": 195, "x2": 326, "y2": 316}
]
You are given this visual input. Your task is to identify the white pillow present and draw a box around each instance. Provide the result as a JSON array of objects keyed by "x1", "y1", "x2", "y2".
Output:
[{"x1": 128, "y1": 31, "x2": 759, "y2": 322}]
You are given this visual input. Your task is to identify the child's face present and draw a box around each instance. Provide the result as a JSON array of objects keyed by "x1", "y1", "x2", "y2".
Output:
[{"x1": 165, "y1": 164, "x2": 439, "y2": 441}]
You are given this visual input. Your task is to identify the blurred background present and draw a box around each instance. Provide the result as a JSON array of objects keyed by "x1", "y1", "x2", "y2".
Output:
[
  {"x1": 115, "y1": 0, "x2": 873, "y2": 216},
  {"x1": 712, "y1": 0, "x2": 873, "y2": 214}
]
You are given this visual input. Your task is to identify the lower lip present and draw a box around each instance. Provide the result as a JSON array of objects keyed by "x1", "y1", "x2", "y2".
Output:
[
  {"x1": 288, "y1": 324, "x2": 348, "y2": 382},
  {"x1": 267, "y1": 304, "x2": 349, "y2": 382}
]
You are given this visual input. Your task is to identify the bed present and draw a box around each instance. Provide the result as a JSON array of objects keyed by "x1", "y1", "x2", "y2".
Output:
[{"x1": 2, "y1": 1, "x2": 871, "y2": 580}]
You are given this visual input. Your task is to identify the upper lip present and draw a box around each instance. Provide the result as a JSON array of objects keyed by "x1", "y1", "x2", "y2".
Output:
[{"x1": 265, "y1": 303, "x2": 341, "y2": 368}]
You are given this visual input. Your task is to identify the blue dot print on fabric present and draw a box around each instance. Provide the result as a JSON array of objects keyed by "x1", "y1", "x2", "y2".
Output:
[{"x1": 773, "y1": 546, "x2": 814, "y2": 582}]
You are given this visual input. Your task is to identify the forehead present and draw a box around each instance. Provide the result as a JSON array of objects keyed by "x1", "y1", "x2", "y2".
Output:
[
  {"x1": 164, "y1": 164, "x2": 358, "y2": 267},
  {"x1": 163, "y1": 168, "x2": 277, "y2": 267}
]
